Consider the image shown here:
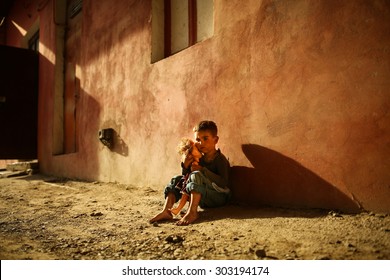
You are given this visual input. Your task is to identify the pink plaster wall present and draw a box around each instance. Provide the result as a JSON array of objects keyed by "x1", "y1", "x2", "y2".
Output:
[
  {"x1": 5, "y1": 0, "x2": 390, "y2": 213},
  {"x1": 4, "y1": 2, "x2": 35, "y2": 47}
]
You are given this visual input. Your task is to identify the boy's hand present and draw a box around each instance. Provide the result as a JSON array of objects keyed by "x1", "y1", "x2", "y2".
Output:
[{"x1": 191, "y1": 162, "x2": 202, "y2": 172}]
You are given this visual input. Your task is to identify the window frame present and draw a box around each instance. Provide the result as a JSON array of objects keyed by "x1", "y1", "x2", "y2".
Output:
[{"x1": 152, "y1": 0, "x2": 213, "y2": 62}]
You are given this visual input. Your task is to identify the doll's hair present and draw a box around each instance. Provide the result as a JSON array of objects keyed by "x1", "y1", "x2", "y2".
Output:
[{"x1": 177, "y1": 138, "x2": 194, "y2": 155}]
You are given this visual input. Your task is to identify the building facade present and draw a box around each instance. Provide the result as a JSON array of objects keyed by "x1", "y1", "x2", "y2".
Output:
[{"x1": 2, "y1": 0, "x2": 390, "y2": 212}]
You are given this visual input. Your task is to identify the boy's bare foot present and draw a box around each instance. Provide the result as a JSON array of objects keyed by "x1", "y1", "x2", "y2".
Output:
[
  {"x1": 149, "y1": 210, "x2": 173, "y2": 223},
  {"x1": 176, "y1": 211, "x2": 198, "y2": 226}
]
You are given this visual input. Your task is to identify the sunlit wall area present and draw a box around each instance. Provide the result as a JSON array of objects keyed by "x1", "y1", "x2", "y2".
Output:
[{"x1": 3, "y1": 0, "x2": 390, "y2": 213}]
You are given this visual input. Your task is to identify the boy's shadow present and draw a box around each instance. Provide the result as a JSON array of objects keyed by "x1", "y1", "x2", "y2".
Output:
[
  {"x1": 227, "y1": 144, "x2": 361, "y2": 215},
  {"x1": 201, "y1": 145, "x2": 361, "y2": 222}
]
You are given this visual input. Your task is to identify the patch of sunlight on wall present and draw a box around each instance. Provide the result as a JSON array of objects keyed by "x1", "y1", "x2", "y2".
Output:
[
  {"x1": 39, "y1": 42, "x2": 55, "y2": 65},
  {"x1": 11, "y1": 20, "x2": 27, "y2": 36}
]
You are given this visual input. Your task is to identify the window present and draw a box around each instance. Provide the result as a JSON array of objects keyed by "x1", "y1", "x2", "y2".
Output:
[{"x1": 152, "y1": 0, "x2": 214, "y2": 62}]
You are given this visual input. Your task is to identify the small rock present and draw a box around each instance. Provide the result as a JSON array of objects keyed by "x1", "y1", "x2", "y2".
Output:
[
  {"x1": 255, "y1": 249, "x2": 267, "y2": 258},
  {"x1": 90, "y1": 212, "x2": 103, "y2": 217},
  {"x1": 165, "y1": 235, "x2": 184, "y2": 244},
  {"x1": 73, "y1": 213, "x2": 87, "y2": 218}
]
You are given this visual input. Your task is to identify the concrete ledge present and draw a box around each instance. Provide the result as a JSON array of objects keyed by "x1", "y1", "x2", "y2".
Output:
[
  {"x1": 0, "y1": 160, "x2": 39, "y2": 178},
  {"x1": 6, "y1": 160, "x2": 39, "y2": 172}
]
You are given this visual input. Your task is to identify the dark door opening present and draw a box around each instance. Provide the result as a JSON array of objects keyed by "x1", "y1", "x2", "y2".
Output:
[{"x1": 0, "y1": 45, "x2": 38, "y2": 159}]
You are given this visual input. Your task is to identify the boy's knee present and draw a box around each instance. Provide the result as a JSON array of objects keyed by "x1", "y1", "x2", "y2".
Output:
[
  {"x1": 185, "y1": 172, "x2": 207, "y2": 197},
  {"x1": 188, "y1": 171, "x2": 203, "y2": 185}
]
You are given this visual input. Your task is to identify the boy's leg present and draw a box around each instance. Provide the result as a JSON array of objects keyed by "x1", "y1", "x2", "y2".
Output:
[
  {"x1": 177, "y1": 191, "x2": 201, "y2": 226},
  {"x1": 175, "y1": 171, "x2": 230, "y2": 226},
  {"x1": 185, "y1": 171, "x2": 229, "y2": 208}
]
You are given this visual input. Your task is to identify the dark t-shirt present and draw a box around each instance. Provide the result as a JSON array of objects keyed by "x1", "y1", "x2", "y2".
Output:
[{"x1": 182, "y1": 149, "x2": 230, "y2": 188}]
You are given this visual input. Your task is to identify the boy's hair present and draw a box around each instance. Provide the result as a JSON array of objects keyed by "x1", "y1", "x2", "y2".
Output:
[
  {"x1": 193, "y1": 120, "x2": 218, "y2": 136},
  {"x1": 177, "y1": 138, "x2": 194, "y2": 155}
]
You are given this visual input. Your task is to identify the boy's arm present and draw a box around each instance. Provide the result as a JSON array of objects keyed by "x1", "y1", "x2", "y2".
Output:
[{"x1": 201, "y1": 156, "x2": 230, "y2": 187}]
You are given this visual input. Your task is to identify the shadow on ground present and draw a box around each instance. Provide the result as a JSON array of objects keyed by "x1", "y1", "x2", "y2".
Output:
[{"x1": 230, "y1": 144, "x2": 361, "y2": 213}]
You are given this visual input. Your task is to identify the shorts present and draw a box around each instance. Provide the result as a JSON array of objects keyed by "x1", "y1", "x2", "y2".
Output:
[{"x1": 164, "y1": 171, "x2": 231, "y2": 208}]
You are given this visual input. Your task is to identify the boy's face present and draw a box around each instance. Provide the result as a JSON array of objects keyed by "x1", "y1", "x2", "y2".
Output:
[{"x1": 194, "y1": 130, "x2": 219, "y2": 155}]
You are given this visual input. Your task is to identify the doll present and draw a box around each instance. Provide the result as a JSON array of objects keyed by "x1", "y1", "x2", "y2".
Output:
[{"x1": 170, "y1": 138, "x2": 202, "y2": 216}]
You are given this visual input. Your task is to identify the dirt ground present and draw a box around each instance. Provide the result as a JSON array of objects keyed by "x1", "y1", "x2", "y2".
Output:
[{"x1": 0, "y1": 173, "x2": 389, "y2": 260}]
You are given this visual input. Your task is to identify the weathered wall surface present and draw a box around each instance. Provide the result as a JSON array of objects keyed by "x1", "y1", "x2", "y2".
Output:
[{"x1": 5, "y1": 0, "x2": 390, "y2": 212}]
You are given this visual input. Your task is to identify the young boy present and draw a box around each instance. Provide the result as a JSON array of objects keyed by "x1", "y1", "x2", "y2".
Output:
[{"x1": 149, "y1": 120, "x2": 230, "y2": 226}]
